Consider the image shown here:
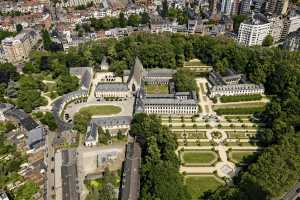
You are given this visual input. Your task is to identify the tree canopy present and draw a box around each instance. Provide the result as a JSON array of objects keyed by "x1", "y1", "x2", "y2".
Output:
[{"x1": 130, "y1": 113, "x2": 191, "y2": 200}]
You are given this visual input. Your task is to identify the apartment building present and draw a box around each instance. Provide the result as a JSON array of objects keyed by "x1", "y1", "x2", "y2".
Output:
[
  {"x1": 1, "y1": 29, "x2": 39, "y2": 63},
  {"x1": 238, "y1": 14, "x2": 271, "y2": 46}
]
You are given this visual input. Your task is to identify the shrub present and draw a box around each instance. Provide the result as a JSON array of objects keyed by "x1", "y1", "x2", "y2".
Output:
[
  {"x1": 215, "y1": 107, "x2": 265, "y2": 115},
  {"x1": 220, "y1": 94, "x2": 262, "y2": 103}
]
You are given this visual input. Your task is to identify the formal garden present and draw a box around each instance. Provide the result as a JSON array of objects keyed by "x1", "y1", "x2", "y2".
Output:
[
  {"x1": 228, "y1": 150, "x2": 258, "y2": 165},
  {"x1": 180, "y1": 149, "x2": 219, "y2": 166}
]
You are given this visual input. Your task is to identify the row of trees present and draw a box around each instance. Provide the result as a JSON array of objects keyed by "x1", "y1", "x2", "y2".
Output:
[{"x1": 130, "y1": 113, "x2": 191, "y2": 200}]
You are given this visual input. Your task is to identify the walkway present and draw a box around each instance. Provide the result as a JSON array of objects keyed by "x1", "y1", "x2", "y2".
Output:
[{"x1": 196, "y1": 78, "x2": 214, "y2": 114}]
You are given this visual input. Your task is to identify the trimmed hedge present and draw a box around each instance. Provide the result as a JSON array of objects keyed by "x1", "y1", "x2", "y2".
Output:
[
  {"x1": 215, "y1": 107, "x2": 265, "y2": 115},
  {"x1": 220, "y1": 94, "x2": 262, "y2": 103}
]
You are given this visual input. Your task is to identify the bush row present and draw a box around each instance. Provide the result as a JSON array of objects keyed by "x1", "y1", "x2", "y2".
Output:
[
  {"x1": 220, "y1": 94, "x2": 262, "y2": 103},
  {"x1": 215, "y1": 107, "x2": 265, "y2": 115}
]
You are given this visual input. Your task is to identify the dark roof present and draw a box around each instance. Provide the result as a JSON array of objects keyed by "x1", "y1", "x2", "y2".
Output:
[
  {"x1": 120, "y1": 142, "x2": 141, "y2": 200},
  {"x1": 4, "y1": 108, "x2": 38, "y2": 131},
  {"x1": 81, "y1": 69, "x2": 92, "y2": 89},
  {"x1": 27, "y1": 127, "x2": 44, "y2": 149},
  {"x1": 92, "y1": 116, "x2": 132, "y2": 127},
  {"x1": 95, "y1": 83, "x2": 129, "y2": 92}
]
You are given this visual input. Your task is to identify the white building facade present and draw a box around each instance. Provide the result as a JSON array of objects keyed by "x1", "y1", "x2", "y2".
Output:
[{"x1": 238, "y1": 19, "x2": 271, "y2": 46}]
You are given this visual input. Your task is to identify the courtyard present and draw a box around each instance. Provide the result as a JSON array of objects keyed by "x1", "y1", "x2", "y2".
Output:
[{"x1": 144, "y1": 84, "x2": 169, "y2": 94}]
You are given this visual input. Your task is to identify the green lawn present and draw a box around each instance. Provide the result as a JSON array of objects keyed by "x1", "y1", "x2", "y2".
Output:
[
  {"x1": 79, "y1": 105, "x2": 121, "y2": 116},
  {"x1": 182, "y1": 151, "x2": 217, "y2": 164},
  {"x1": 185, "y1": 176, "x2": 223, "y2": 199},
  {"x1": 144, "y1": 84, "x2": 169, "y2": 94},
  {"x1": 230, "y1": 151, "x2": 257, "y2": 163}
]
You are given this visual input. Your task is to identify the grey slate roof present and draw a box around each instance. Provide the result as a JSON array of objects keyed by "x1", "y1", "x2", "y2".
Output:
[
  {"x1": 120, "y1": 142, "x2": 141, "y2": 200},
  {"x1": 69, "y1": 67, "x2": 92, "y2": 90},
  {"x1": 95, "y1": 83, "x2": 129, "y2": 92},
  {"x1": 27, "y1": 126, "x2": 44, "y2": 149},
  {"x1": 144, "y1": 68, "x2": 176, "y2": 78},
  {"x1": 127, "y1": 57, "x2": 143, "y2": 86},
  {"x1": 4, "y1": 107, "x2": 39, "y2": 131},
  {"x1": 92, "y1": 116, "x2": 132, "y2": 127},
  {"x1": 81, "y1": 69, "x2": 92, "y2": 89},
  {"x1": 85, "y1": 122, "x2": 98, "y2": 142}
]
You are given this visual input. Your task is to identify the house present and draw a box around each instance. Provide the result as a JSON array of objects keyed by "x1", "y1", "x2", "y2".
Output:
[{"x1": 3, "y1": 106, "x2": 44, "y2": 149}]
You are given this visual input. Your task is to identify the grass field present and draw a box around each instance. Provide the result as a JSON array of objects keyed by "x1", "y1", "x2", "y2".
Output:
[
  {"x1": 229, "y1": 151, "x2": 257, "y2": 163},
  {"x1": 185, "y1": 176, "x2": 223, "y2": 199},
  {"x1": 182, "y1": 151, "x2": 217, "y2": 164},
  {"x1": 79, "y1": 105, "x2": 121, "y2": 116},
  {"x1": 144, "y1": 84, "x2": 169, "y2": 94}
]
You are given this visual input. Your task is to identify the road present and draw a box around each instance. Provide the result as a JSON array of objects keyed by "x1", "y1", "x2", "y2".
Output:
[{"x1": 280, "y1": 182, "x2": 300, "y2": 200}]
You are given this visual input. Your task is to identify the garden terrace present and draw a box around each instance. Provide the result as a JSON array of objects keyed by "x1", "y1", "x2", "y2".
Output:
[
  {"x1": 180, "y1": 150, "x2": 218, "y2": 166},
  {"x1": 184, "y1": 175, "x2": 224, "y2": 200}
]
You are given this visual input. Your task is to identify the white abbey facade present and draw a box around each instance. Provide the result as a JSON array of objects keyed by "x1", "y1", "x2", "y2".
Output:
[{"x1": 208, "y1": 69, "x2": 264, "y2": 98}]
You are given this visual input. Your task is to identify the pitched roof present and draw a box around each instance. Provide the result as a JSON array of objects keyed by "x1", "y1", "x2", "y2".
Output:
[{"x1": 95, "y1": 83, "x2": 129, "y2": 92}]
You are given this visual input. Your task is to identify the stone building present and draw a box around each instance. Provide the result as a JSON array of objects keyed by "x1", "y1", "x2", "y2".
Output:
[
  {"x1": 94, "y1": 83, "x2": 130, "y2": 99},
  {"x1": 208, "y1": 69, "x2": 264, "y2": 98},
  {"x1": 1, "y1": 29, "x2": 39, "y2": 63}
]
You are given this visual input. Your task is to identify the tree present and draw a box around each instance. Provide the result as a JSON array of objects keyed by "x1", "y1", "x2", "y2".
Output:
[
  {"x1": 56, "y1": 74, "x2": 79, "y2": 95},
  {"x1": 40, "y1": 112, "x2": 57, "y2": 131},
  {"x1": 42, "y1": 29, "x2": 52, "y2": 50},
  {"x1": 173, "y1": 69, "x2": 197, "y2": 92},
  {"x1": 16, "y1": 24, "x2": 23, "y2": 33},
  {"x1": 0, "y1": 29, "x2": 16, "y2": 42},
  {"x1": 127, "y1": 14, "x2": 141, "y2": 27},
  {"x1": 140, "y1": 12, "x2": 150, "y2": 24},
  {"x1": 15, "y1": 181, "x2": 39, "y2": 200},
  {"x1": 73, "y1": 111, "x2": 91, "y2": 134},
  {"x1": 118, "y1": 12, "x2": 127, "y2": 28},
  {"x1": 262, "y1": 35, "x2": 273, "y2": 46},
  {"x1": 130, "y1": 113, "x2": 191, "y2": 200},
  {"x1": 233, "y1": 15, "x2": 248, "y2": 33},
  {"x1": 161, "y1": 0, "x2": 168, "y2": 18},
  {"x1": 16, "y1": 90, "x2": 46, "y2": 113},
  {"x1": 98, "y1": 127, "x2": 111, "y2": 144}
]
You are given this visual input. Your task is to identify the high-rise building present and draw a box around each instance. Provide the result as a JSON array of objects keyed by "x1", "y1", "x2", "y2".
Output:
[
  {"x1": 281, "y1": 12, "x2": 300, "y2": 39},
  {"x1": 210, "y1": 0, "x2": 218, "y2": 15},
  {"x1": 265, "y1": 0, "x2": 289, "y2": 16},
  {"x1": 238, "y1": 14, "x2": 271, "y2": 46},
  {"x1": 1, "y1": 29, "x2": 39, "y2": 63},
  {"x1": 283, "y1": 29, "x2": 300, "y2": 51},
  {"x1": 268, "y1": 16, "x2": 284, "y2": 42},
  {"x1": 221, "y1": 0, "x2": 234, "y2": 15},
  {"x1": 240, "y1": 0, "x2": 253, "y2": 14},
  {"x1": 230, "y1": 0, "x2": 241, "y2": 15}
]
